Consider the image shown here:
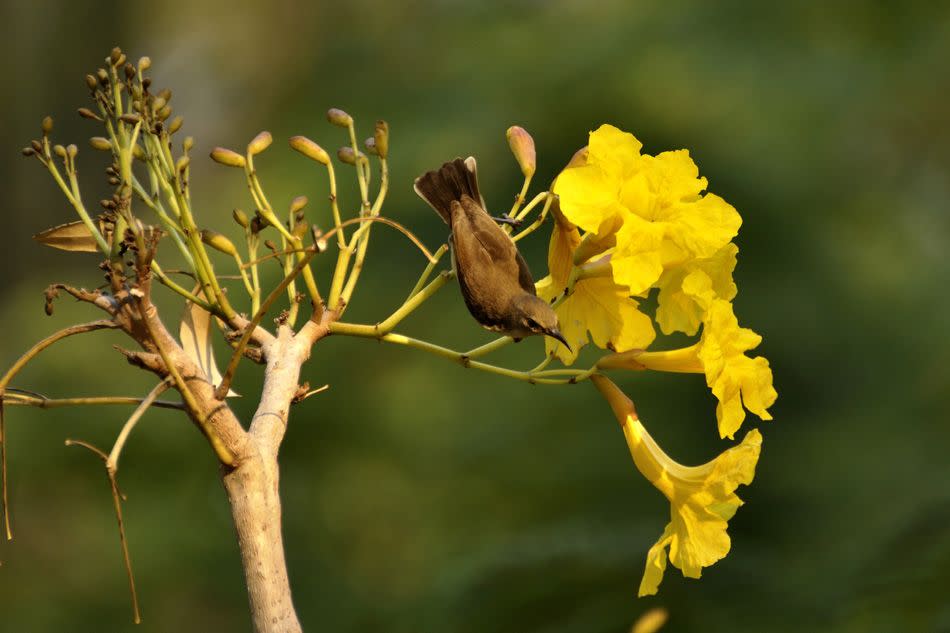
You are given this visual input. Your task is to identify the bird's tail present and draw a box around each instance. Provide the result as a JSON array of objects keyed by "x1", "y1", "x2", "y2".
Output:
[{"x1": 413, "y1": 157, "x2": 483, "y2": 224}]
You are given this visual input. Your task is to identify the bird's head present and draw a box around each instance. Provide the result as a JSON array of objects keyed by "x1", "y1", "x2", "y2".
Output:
[{"x1": 511, "y1": 294, "x2": 570, "y2": 350}]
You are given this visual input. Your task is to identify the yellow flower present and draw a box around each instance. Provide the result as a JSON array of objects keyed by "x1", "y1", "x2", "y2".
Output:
[
  {"x1": 539, "y1": 201, "x2": 654, "y2": 365},
  {"x1": 554, "y1": 125, "x2": 742, "y2": 296},
  {"x1": 537, "y1": 274, "x2": 655, "y2": 365},
  {"x1": 696, "y1": 299, "x2": 777, "y2": 439},
  {"x1": 592, "y1": 375, "x2": 762, "y2": 597},
  {"x1": 655, "y1": 243, "x2": 738, "y2": 336}
]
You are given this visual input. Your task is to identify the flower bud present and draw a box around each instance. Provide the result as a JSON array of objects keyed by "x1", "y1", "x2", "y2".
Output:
[
  {"x1": 506, "y1": 125, "x2": 536, "y2": 177},
  {"x1": 337, "y1": 146, "x2": 362, "y2": 165},
  {"x1": 210, "y1": 147, "x2": 246, "y2": 168},
  {"x1": 364, "y1": 137, "x2": 377, "y2": 155},
  {"x1": 292, "y1": 219, "x2": 309, "y2": 240},
  {"x1": 53, "y1": 144, "x2": 67, "y2": 158},
  {"x1": 200, "y1": 229, "x2": 238, "y2": 257},
  {"x1": 157, "y1": 105, "x2": 172, "y2": 121},
  {"x1": 168, "y1": 115, "x2": 184, "y2": 134},
  {"x1": 31, "y1": 140, "x2": 43, "y2": 153},
  {"x1": 66, "y1": 144, "x2": 78, "y2": 160},
  {"x1": 374, "y1": 120, "x2": 389, "y2": 159},
  {"x1": 183, "y1": 136, "x2": 194, "y2": 152},
  {"x1": 90, "y1": 137, "x2": 112, "y2": 151},
  {"x1": 151, "y1": 96, "x2": 167, "y2": 111},
  {"x1": 138, "y1": 56, "x2": 151, "y2": 71},
  {"x1": 21, "y1": 147, "x2": 34, "y2": 157},
  {"x1": 110, "y1": 47, "x2": 123, "y2": 66},
  {"x1": 119, "y1": 113, "x2": 141, "y2": 125},
  {"x1": 42, "y1": 116, "x2": 54, "y2": 135},
  {"x1": 85, "y1": 74, "x2": 98, "y2": 91},
  {"x1": 290, "y1": 195, "x2": 308, "y2": 215},
  {"x1": 232, "y1": 209, "x2": 250, "y2": 229},
  {"x1": 289, "y1": 135, "x2": 330, "y2": 165},
  {"x1": 327, "y1": 108, "x2": 353, "y2": 127},
  {"x1": 96, "y1": 68, "x2": 109, "y2": 85},
  {"x1": 158, "y1": 88, "x2": 172, "y2": 102},
  {"x1": 247, "y1": 131, "x2": 273, "y2": 155},
  {"x1": 77, "y1": 107, "x2": 103, "y2": 122},
  {"x1": 175, "y1": 155, "x2": 190, "y2": 173},
  {"x1": 124, "y1": 63, "x2": 135, "y2": 80}
]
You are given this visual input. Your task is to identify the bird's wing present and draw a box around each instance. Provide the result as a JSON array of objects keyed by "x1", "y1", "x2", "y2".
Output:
[
  {"x1": 513, "y1": 250, "x2": 537, "y2": 296},
  {"x1": 456, "y1": 195, "x2": 537, "y2": 296}
]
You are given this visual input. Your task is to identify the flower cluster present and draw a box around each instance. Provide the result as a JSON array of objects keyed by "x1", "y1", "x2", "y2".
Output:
[{"x1": 536, "y1": 124, "x2": 777, "y2": 595}]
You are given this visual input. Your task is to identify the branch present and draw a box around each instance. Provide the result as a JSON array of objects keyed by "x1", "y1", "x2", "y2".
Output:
[{"x1": 0, "y1": 319, "x2": 119, "y2": 540}]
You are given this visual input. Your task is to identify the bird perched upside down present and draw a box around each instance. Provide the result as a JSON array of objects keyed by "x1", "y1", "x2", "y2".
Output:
[{"x1": 414, "y1": 157, "x2": 569, "y2": 348}]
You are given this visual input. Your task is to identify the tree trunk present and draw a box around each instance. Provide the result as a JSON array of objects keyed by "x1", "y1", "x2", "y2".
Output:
[{"x1": 222, "y1": 449, "x2": 302, "y2": 633}]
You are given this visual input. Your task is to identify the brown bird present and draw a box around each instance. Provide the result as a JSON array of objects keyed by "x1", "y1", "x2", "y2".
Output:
[{"x1": 414, "y1": 157, "x2": 568, "y2": 348}]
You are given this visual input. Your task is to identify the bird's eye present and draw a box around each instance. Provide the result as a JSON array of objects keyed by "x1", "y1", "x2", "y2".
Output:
[{"x1": 525, "y1": 318, "x2": 541, "y2": 331}]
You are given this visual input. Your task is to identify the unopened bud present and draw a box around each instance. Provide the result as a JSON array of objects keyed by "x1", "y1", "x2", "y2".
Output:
[
  {"x1": 247, "y1": 131, "x2": 273, "y2": 155},
  {"x1": 41, "y1": 116, "x2": 54, "y2": 135},
  {"x1": 31, "y1": 140, "x2": 43, "y2": 153},
  {"x1": 77, "y1": 107, "x2": 103, "y2": 122},
  {"x1": 96, "y1": 68, "x2": 109, "y2": 85},
  {"x1": 232, "y1": 209, "x2": 250, "y2": 229},
  {"x1": 200, "y1": 229, "x2": 238, "y2": 257},
  {"x1": 210, "y1": 147, "x2": 246, "y2": 168},
  {"x1": 53, "y1": 144, "x2": 66, "y2": 158},
  {"x1": 90, "y1": 137, "x2": 112, "y2": 151},
  {"x1": 110, "y1": 47, "x2": 123, "y2": 65},
  {"x1": 152, "y1": 96, "x2": 167, "y2": 111},
  {"x1": 157, "y1": 105, "x2": 172, "y2": 121},
  {"x1": 119, "y1": 113, "x2": 141, "y2": 125},
  {"x1": 21, "y1": 147, "x2": 34, "y2": 156},
  {"x1": 506, "y1": 126, "x2": 536, "y2": 177},
  {"x1": 158, "y1": 88, "x2": 172, "y2": 102},
  {"x1": 374, "y1": 120, "x2": 389, "y2": 159},
  {"x1": 337, "y1": 146, "x2": 362, "y2": 165},
  {"x1": 292, "y1": 219, "x2": 309, "y2": 240},
  {"x1": 85, "y1": 74, "x2": 98, "y2": 91},
  {"x1": 66, "y1": 144, "x2": 78, "y2": 159},
  {"x1": 124, "y1": 63, "x2": 135, "y2": 80},
  {"x1": 183, "y1": 136, "x2": 194, "y2": 152},
  {"x1": 175, "y1": 155, "x2": 190, "y2": 173},
  {"x1": 364, "y1": 137, "x2": 377, "y2": 155},
  {"x1": 289, "y1": 135, "x2": 330, "y2": 165},
  {"x1": 290, "y1": 195, "x2": 308, "y2": 214},
  {"x1": 168, "y1": 115, "x2": 184, "y2": 134},
  {"x1": 263, "y1": 239, "x2": 278, "y2": 252},
  {"x1": 138, "y1": 56, "x2": 151, "y2": 71},
  {"x1": 327, "y1": 108, "x2": 353, "y2": 127}
]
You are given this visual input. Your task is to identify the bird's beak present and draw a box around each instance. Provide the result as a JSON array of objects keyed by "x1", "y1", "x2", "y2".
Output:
[{"x1": 547, "y1": 328, "x2": 571, "y2": 352}]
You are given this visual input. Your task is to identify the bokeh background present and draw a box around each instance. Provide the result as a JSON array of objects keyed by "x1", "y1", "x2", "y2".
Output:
[{"x1": 2, "y1": 1, "x2": 949, "y2": 631}]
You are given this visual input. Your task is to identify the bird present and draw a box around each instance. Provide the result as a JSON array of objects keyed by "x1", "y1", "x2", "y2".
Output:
[{"x1": 414, "y1": 157, "x2": 569, "y2": 349}]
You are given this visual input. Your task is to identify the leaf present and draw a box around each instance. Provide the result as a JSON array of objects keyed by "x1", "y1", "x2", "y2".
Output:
[
  {"x1": 179, "y1": 291, "x2": 239, "y2": 397},
  {"x1": 33, "y1": 221, "x2": 100, "y2": 252}
]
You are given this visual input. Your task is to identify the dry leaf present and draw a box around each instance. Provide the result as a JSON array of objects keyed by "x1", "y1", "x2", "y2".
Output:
[
  {"x1": 33, "y1": 221, "x2": 100, "y2": 252},
  {"x1": 179, "y1": 289, "x2": 239, "y2": 397}
]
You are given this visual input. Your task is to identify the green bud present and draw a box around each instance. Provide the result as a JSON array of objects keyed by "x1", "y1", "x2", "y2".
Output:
[
  {"x1": 85, "y1": 74, "x2": 98, "y2": 90},
  {"x1": 152, "y1": 96, "x2": 167, "y2": 111},
  {"x1": 374, "y1": 120, "x2": 389, "y2": 159},
  {"x1": 210, "y1": 147, "x2": 246, "y2": 168},
  {"x1": 247, "y1": 131, "x2": 273, "y2": 155},
  {"x1": 327, "y1": 108, "x2": 353, "y2": 127},
  {"x1": 506, "y1": 125, "x2": 536, "y2": 177},
  {"x1": 53, "y1": 144, "x2": 67, "y2": 158},
  {"x1": 168, "y1": 115, "x2": 184, "y2": 134},
  {"x1": 176, "y1": 155, "x2": 190, "y2": 173},
  {"x1": 138, "y1": 56, "x2": 151, "y2": 72},
  {"x1": 289, "y1": 135, "x2": 330, "y2": 165},
  {"x1": 157, "y1": 105, "x2": 172, "y2": 121},
  {"x1": 77, "y1": 107, "x2": 103, "y2": 122},
  {"x1": 41, "y1": 116, "x2": 53, "y2": 135},
  {"x1": 158, "y1": 88, "x2": 172, "y2": 102},
  {"x1": 90, "y1": 137, "x2": 113, "y2": 151},
  {"x1": 232, "y1": 209, "x2": 250, "y2": 229},
  {"x1": 200, "y1": 229, "x2": 238, "y2": 257},
  {"x1": 183, "y1": 136, "x2": 194, "y2": 152},
  {"x1": 66, "y1": 144, "x2": 78, "y2": 159}
]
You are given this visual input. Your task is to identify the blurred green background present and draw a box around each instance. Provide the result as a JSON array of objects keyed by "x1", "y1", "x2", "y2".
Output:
[{"x1": 2, "y1": 1, "x2": 949, "y2": 631}]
